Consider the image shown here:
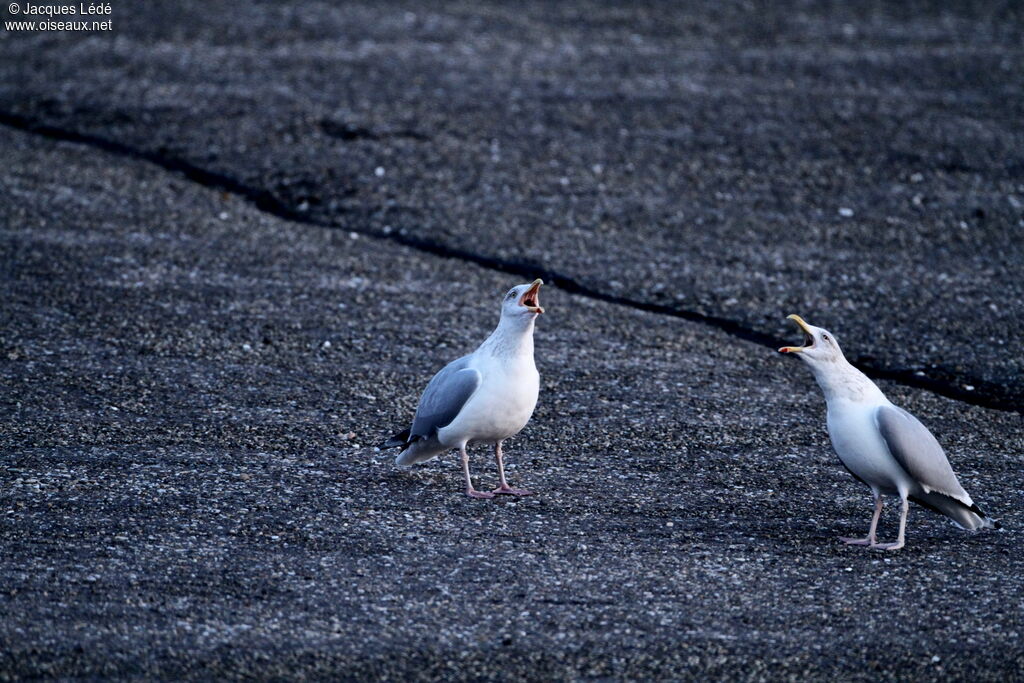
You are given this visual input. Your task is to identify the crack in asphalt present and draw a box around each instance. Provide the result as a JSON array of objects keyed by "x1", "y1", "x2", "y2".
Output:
[
  {"x1": 319, "y1": 118, "x2": 430, "y2": 142},
  {"x1": 2, "y1": 110, "x2": 1019, "y2": 415}
]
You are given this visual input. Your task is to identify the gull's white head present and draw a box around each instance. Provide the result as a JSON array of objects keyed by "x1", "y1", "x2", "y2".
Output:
[
  {"x1": 778, "y1": 314, "x2": 846, "y2": 366},
  {"x1": 500, "y1": 279, "x2": 544, "y2": 321},
  {"x1": 778, "y1": 314, "x2": 884, "y2": 403}
]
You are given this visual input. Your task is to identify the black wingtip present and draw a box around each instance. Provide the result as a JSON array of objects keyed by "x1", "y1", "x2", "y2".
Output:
[
  {"x1": 381, "y1": 428, "x2": 411, "y2": 449},
  {"x1": 380, "y1": 429, "x2": 427, "y2": 451},
  {"x1": 969, "y1": 503, "x2": 1002, "y2": 529}
]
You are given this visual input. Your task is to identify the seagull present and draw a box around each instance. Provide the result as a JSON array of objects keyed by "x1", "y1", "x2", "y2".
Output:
[
  {"x1": 383, "y1": 279, "x2": 545, "y2": 499},
  {"x1": 779, "y1": 314, "x2": 997, "y2": 549}
]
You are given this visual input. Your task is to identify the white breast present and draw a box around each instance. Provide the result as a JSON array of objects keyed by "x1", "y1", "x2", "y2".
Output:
[
  {"x1": 826, "y1": 399, "x2": 912, "y2": 495},
  {"x1": 437, "y1": 352, "x2": 539, "y2": 446}
]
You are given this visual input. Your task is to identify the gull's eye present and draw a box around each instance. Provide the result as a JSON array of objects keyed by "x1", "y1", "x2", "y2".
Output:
[
  {"x1": 507, "y1": 290, "x2": 518, "y2": 300},
  {"x1": 821, "y1": 333, "x2": 830, "y2": 342}
]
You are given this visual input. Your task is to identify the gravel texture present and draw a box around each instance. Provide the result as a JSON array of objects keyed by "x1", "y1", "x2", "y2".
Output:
[
  {"x1": 1, "y1": 1, "x2": 1022, "y2": 408},
  {"x1": 1, "y1": 2, "x2": 1023, "y2": 680}
]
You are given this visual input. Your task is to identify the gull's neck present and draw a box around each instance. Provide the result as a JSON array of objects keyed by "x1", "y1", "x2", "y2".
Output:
[
  {"x1": 808, "y1": 356, "x2": 887, "y2": 406},
  {"x1": 479, "y1": 316, "x2": 536, "y2": 360}
]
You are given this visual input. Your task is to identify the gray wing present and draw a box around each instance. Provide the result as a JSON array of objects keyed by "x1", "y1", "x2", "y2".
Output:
[
  {"x1": 875, "y1": 405, "x2": 972, "y2": 505},
  {"x1": 409, "y1": 355, "x2": 481, "y2": 439}
]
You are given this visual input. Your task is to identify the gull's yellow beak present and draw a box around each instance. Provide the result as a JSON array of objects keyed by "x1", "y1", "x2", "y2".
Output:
[
  {"x1": 779, "y1": 314, "x2": 814, "y2": 353},
  {"x1": 520, "y1": 278, "x2": 544, "y2": 313}
]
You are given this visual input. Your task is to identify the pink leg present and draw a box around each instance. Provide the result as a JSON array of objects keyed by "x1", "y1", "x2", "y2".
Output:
[
  {"x1": 461, "y1": 445, "x2": 493, "y2": 499},
  {"x1": 841, "y1": 495, "x2": 883, "y2": 546},
  {"x1": 873, "y1": 497, "x2": 907, "y2": 551},
  {"x1": 491, "y1": 441, "x2": 533, "y2": 496}
]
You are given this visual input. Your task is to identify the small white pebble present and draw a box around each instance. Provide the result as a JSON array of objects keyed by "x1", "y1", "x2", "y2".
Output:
[
  {"x1": 964, "y1": 385, "x2": 975, "y2": 391},
  {"x1": 374, "y1": 166, "x2": 385, "y2": 177},
  {"x1": 322, "y1": 340, "x2": 332, "y2": 349},
  {"x1": 838, "y1": 207, "x2": 854, "y2": 217},
  {"x1": 242, "y1": 343, "x2": 252, "y2": 352},
  {"x1": 218, "y1": 211, "x2": 230, "y2": 220},
  {"x1": 932, "y1": 655, "x2": 941, "y2": 663}
]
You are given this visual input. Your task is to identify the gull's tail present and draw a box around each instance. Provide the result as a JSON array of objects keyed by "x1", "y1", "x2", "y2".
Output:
[{"x1": 910, "y1": 491, "x2": 1000, "y2": 531}]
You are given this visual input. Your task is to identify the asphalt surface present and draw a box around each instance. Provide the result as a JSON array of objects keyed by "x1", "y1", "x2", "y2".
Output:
[
  {"x1": 2, "y1": 0, "x2": 1023, "y2": 409},
  {"x1": 1, "y1": 2, "x2": 1023, "y2": 680}
]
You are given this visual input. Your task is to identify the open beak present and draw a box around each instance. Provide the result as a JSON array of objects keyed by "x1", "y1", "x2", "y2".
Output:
[
  {"x1": 779, "y1": 314, "x2": 814, "y2": 353},
  {"x1": 519, "y1": 278, "x2": 544, "y2": 314}
]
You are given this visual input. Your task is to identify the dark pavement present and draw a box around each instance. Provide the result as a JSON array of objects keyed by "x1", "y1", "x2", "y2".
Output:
[
  {"x1": 1, "y1": 2, "x2": 1022, "y2": 679},
  {"x1": 2, "y1": 1, "x2": 1022, "y2": 409}
]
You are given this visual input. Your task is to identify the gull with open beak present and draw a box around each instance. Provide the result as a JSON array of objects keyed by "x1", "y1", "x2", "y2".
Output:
[
  {"x1": 383, "y1": 280, "x2": 545, "y2": 498},
  {"x1": 779, "y1": 314, "x2": 997, "y2": 549}
]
